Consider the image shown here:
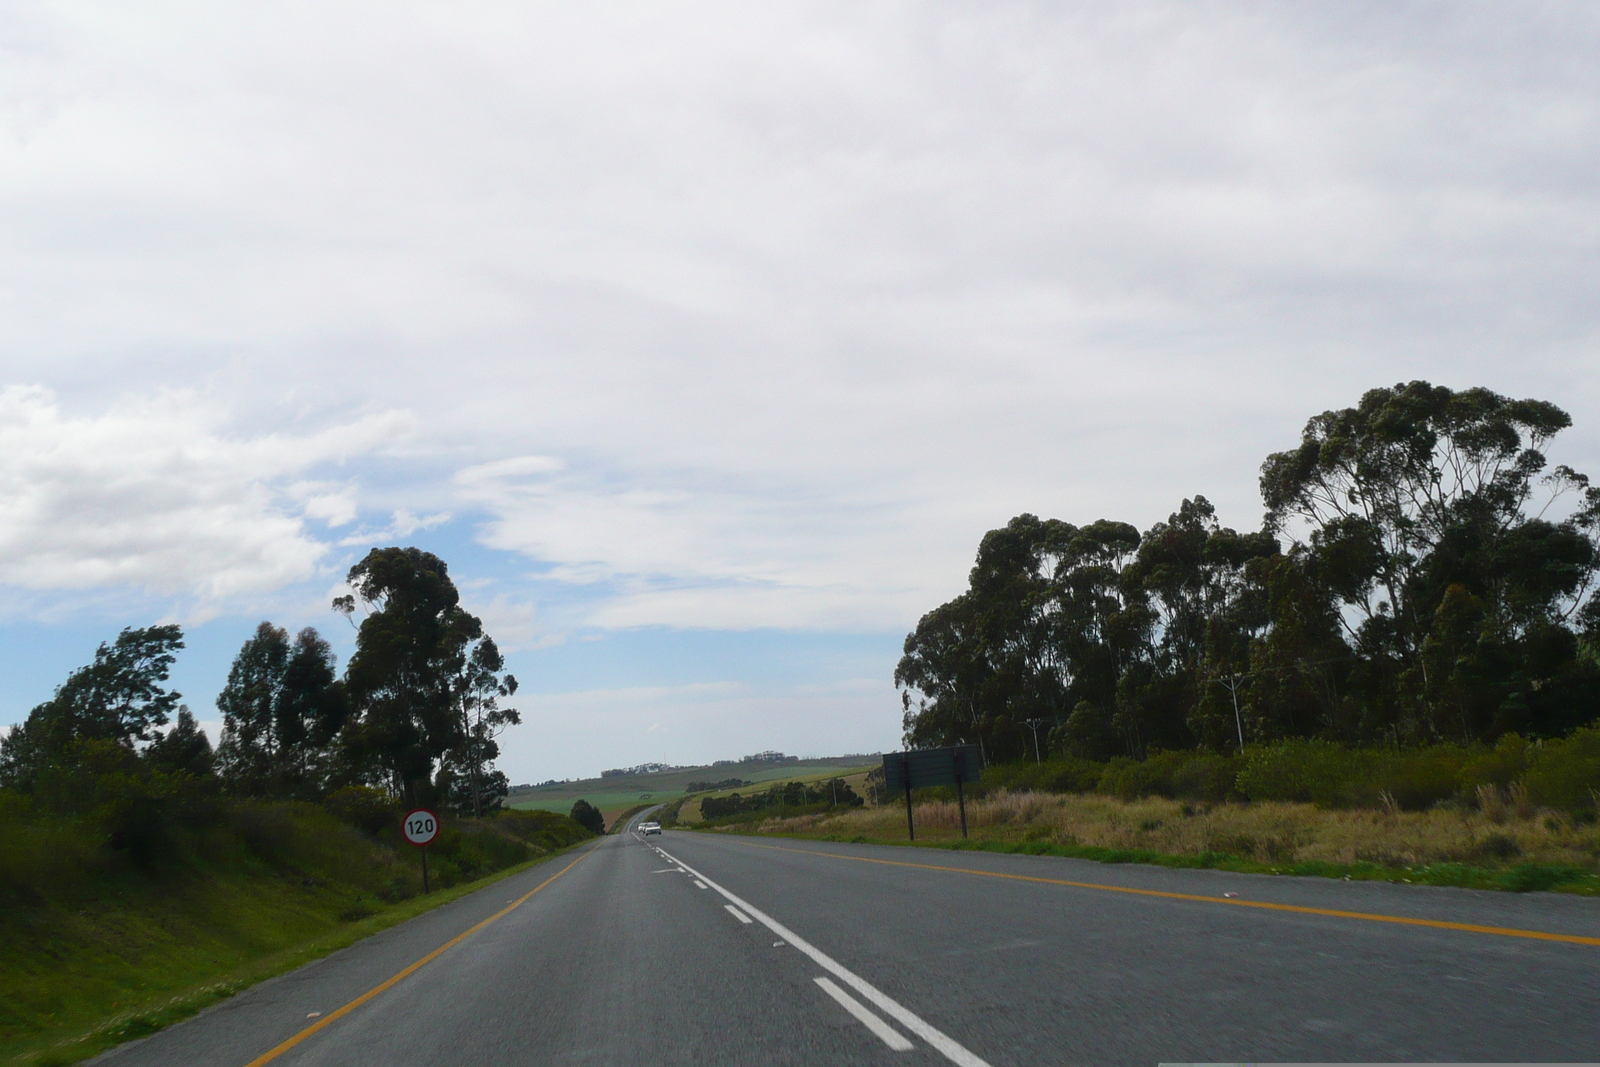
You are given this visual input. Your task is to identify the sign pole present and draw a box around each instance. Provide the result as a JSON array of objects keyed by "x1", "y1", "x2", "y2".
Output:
[
  {"x1": 903, "y1": 754, "x2": 915, "y2": 841},
  {"x1": 421, "y1": 845, "x2": 430, "y2": 894},
  {"x1": 952, "y1": 748, "x2": 968, "y2": 838},
  {"x1": 957, "y1": 776, "x2": 968, "y2": 839}
]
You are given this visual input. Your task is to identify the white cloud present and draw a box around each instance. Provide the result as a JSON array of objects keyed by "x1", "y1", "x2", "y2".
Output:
[
  {"x1": 288, "y1": 481, "x2": 358, "y2": 527},
  {"x1": 455, "y1": 458, "x2": 942, "y2": 629},
  {"x1": 336, "y1": 508, "x2": 451, "y2": 548},
  {"x1": 463, "y1": 591, "x2": 560, "y2": 653},
  {"x1": 0, "y1": 2, "x2": 1597, "y2": 639},
  {"x1": 0, "y1": 385, "x2": 410, "y2": 603}
]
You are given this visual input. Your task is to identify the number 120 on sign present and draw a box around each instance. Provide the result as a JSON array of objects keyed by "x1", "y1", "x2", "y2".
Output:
[{"x1": 403, "y1": 809, "x2": 439, "y2": 847}]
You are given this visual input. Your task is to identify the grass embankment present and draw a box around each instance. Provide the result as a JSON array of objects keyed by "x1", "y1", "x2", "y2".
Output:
[
  {"x1": 0, "y1": 803, "x2": 593, "y2": 1067},
  {"x1": 724, "y1": 790, "x2": 1600, "y2": 894}
]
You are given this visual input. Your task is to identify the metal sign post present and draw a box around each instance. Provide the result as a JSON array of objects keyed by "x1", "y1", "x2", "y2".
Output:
[
  {"x1": 402, "y1": 808, "x2": 440, "y2": 893},
  {"x1": 957, "y1": 775, "x2": 968, "y2": 838},
  {"x1": 902, "y1": 754, "x2": 914, "y2": 841},
  {"x1": 882, "y1": 746, "x2": 981, "y2": 841}
]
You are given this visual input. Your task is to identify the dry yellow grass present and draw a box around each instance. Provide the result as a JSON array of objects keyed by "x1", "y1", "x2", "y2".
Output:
[{"x1": 747, "y1": 789, "x2": 1600, "y2": 871}]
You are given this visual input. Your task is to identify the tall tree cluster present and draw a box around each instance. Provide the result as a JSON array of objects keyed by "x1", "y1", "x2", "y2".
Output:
[
  {"x1": 333, "y1": 547, "x2": 519, "y2": 813},
  {"x1": 898, "y1": 383, "x2": 1600, "y2": 761},
  {"x1": 0, "y1": 546, "x2": 520, "y2": 817}
]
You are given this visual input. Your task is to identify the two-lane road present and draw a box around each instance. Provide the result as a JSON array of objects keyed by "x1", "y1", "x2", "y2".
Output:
[{"x1": 97, "y1": 818, "x2": 1600, "y2": 1065}]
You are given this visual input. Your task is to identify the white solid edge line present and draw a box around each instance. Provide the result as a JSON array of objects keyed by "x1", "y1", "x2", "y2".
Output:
[
  {"x1": 724, "y1": 904, "x2": 753, "y2": 924},
  {"x1": 814, "y1": 977, "x2": 914, "y2": 1051},
  {"x1": 656, "y1": 845, "x2": 992, "y2": 1067}
]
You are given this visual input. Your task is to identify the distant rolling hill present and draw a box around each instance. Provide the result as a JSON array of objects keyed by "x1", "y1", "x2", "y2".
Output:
[{"x1": 506, "y1": 755, "x2": 880, "y2": 818}]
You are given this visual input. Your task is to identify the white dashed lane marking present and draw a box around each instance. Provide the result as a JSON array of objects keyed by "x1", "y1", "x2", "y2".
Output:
[{"x1": 654, "y1": 844, "x2": 993, "y2": 1067}]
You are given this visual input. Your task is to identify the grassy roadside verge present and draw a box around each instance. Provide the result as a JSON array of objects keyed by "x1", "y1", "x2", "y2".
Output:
[
  {"x1": 2, "y1": 840, "x2": 593, "y2": 1067},
  {"x1": 697, "y1": 791, "x2": 1600, "y2": 896}
]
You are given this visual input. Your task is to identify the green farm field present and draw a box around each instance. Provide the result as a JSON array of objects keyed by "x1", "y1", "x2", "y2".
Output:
[
  {"x1": 507, "y1": 757, "x2": 880, "y2": 824},
  {"x1": 670, "y1": 765, "x2": 878, "y2": 823}
]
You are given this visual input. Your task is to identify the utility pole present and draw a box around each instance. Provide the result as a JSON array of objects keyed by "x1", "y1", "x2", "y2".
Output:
[
  {"x1": 1218, "y1": 673, "x2": 1246, "y2": 753},
  {"x1": 1023, "y1": 718, "x2": 1048, "y2": 763}
]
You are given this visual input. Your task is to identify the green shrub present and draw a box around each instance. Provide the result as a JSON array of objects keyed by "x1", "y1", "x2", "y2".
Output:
[
  {"x1": 978, "y1": 720, "x2": 1600, "y2": 816},
  {"x1": 1475, "y1": 833, "x2": 1520, "y2": 860},
  {"x1": 0, "y1": 792, "x2": 112, "y2": 903},
  {"x1": 1370, "y1": 747, "x2": 1472, "y2": 811},
  {"x1": 1096, "y1": 750, "x2": 1242, "y2": 802},
  {"x1": 1458, "y1": 733, "x2": 1531, "y2": 790},
  {"x1": 979, "y1": 757, "x2": 1104, "y2": 796},
  {"x1": 1525, "y1": 725, "x2": 1600, "y2": 814},
  {"x1": 324, "y1": 786, "x2": 400, "y2": 836},
  {"x1": 1235, "y1": 739, "x2": 1368, "y2": 807},
  {"x1": 490, "y1": 808, "x2": 593, "y2": 850}
]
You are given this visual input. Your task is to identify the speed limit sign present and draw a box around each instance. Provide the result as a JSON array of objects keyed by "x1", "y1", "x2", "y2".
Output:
[{"x1": 402, "y1": 808, "x2": 439, "y2": 847}]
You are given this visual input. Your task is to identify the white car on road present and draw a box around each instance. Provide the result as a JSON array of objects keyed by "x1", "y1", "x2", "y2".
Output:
[{"x1": 639, "y1": 821, "x2": 662, "y2": 835}]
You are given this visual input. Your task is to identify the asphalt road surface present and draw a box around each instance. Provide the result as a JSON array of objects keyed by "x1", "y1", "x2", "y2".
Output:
[{"x1": 96, "y1": 813, "x2": 1600, "y2": 1066}]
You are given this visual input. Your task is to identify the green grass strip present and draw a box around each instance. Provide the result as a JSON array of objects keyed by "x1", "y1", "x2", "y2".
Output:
[{"x1": 4, "y1": 842, "x2": 590, "y2": 1067}]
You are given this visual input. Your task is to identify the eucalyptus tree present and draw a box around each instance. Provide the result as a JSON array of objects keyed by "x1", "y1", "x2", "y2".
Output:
[
  {"x1": 216, "y1": 623, "x2": 290, "y2": 794},
  {"x1": 0, "y1": 625, "x2": 184, "y2": 794},
  {"x1": 336, "y1": 547, "x2": 497, "y2": 805},
  {"x1": 1261, "y1": 381, "x2": 1600, "y2": 741},
  {"x1": 216, "y1": 623, "x2": 346, "y2": 797},
  {"x1": 446, "y1": 636, "x2": 520, "y2": 816}
]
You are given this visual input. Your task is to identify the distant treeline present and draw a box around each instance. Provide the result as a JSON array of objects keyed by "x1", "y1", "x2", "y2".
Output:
[
  {"x1": 898, "y1": 383, "x2": 1600, "y2": 764},
  {"x1": 684, "y1": 778, "x2": 751, "y2": 793},
  {"x1": 699, "y1": 778, "x2": 863, "y2": 820},
  {"x1": 712, "y1": 751, "x2": 799, "y2": 767}
]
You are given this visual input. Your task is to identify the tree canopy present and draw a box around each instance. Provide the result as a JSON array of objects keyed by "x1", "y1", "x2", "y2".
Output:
[
  {"x1": 0, "y1": 625, "x2": 185, "y2": 792},
  {"x1": 899, "y1": 382, "x2": 1600, "y2": 762},
  {"x1": 335, "y1": 546, "x2": 517, "y2": 811}
]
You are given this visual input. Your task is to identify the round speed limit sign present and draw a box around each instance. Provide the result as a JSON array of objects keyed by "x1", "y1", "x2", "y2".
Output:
[{"x1": 402, "y1": 808, "x2": 439, "y2": 847}]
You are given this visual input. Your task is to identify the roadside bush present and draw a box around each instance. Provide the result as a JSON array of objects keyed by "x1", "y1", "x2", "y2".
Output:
[
  {"x1": 324, "y1": 785, "x2": 400, "y2": 836},
  {"x1": 0, "y1": 792, "x2": 112, "y2": 903},
  {"x1": 976, "y1": 719, "x2": 1600, "y2": 816},
  {"x1": 1235, "y1": 739, "x2": 1365, "y2": 806},
  {"x1": 1236, "y1": 741, "x2": 1474, "y2": 811},
  {"x1": 226, "y1": 801, "x2": 405, "y2": 893},
  {"x1": 979, "y1": 758, "x2": 1103, "y2": 796},
  {"x1": 1458, "y1": 734, "x2": 1531, "y2": 790},
  {"x1": 1168, "y1": 753, "x2": 1243, "y2": 802},
  {"x1": 1369, "y1": 747, "x2": 1471, "y2": 811},
  {"x1": 1097, "y1": 751, "x2": 1242, "y2": 802},
  {"x1": 494, "y1": 808, "x2": 592, "y2": 850},
  {"x1": 1525, "y1": 725, "x2": 1600, "y2": 815}
]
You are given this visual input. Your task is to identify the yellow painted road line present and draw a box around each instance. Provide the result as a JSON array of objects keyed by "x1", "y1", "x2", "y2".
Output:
[
  {"x1": 241, "y1": 844, "x2": 597, "y2": 1067},
  {"x1": 748, "y1": 842, "x2": 1600, "y2": 948}
]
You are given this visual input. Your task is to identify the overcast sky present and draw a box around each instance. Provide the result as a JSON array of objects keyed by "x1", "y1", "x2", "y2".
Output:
[{"x1": 2, "y1": 1, "x2": 1597, "y2": 782}]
